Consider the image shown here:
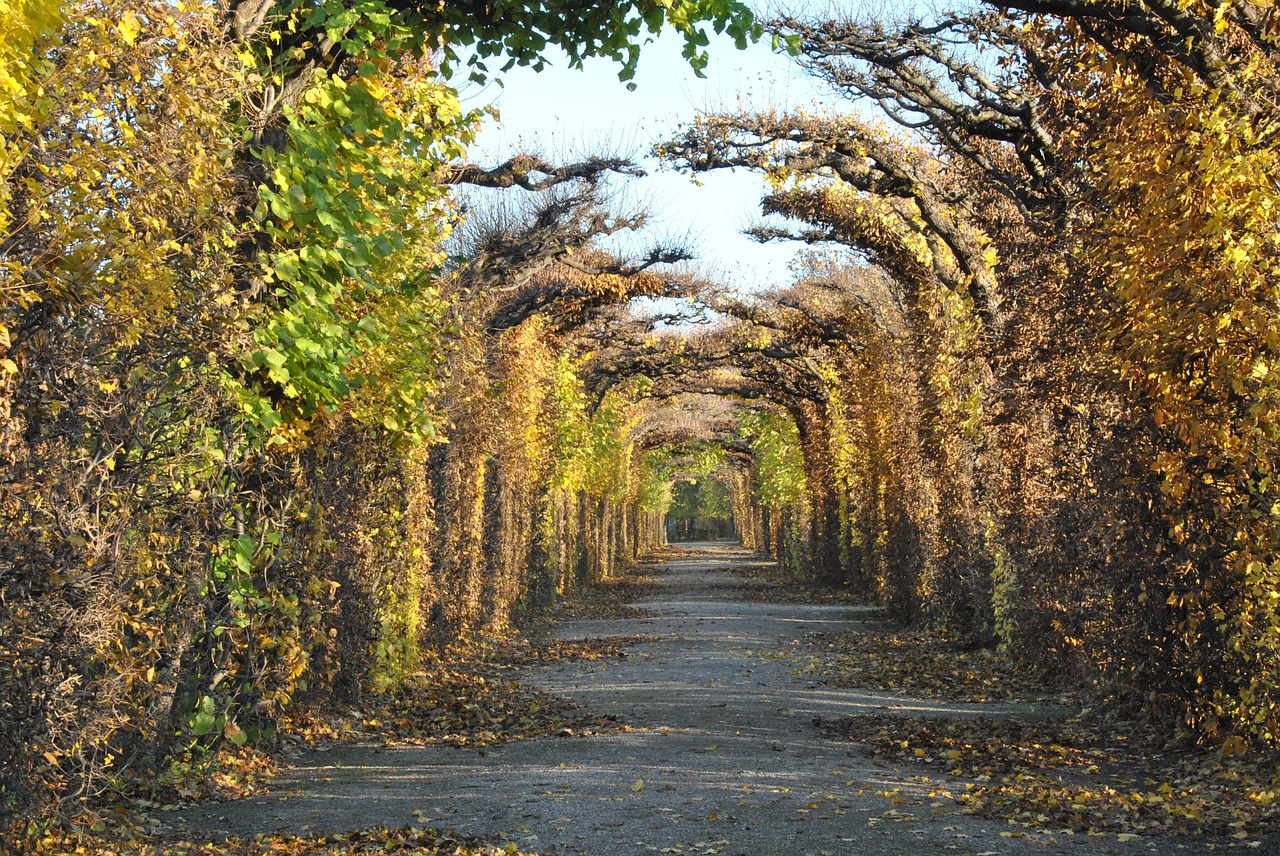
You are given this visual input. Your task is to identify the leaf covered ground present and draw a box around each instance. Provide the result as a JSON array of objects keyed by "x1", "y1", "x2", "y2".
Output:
[
  {"x1": 10, "y1": 652, "x2": 598, "y2": 855},
  {"x1": 528, "y1": 570, "x2": 660, "y2": 622},
  {"x1": 10, "y1": 614, "x2": 654, "y2": 855},
  {"x1": 13, "y1": 823, "x2": 538, "y2": 856},
  {"x1": 715, "y1": 561, "x2": 864, "y2": 605},
  {"x1": 277, "y1": 655, "x2": 630, "y2": 751},
  {"x1": 802, "y1": 626, "x2": 1280, "y2": 846},
  {"x1": 15, "y1": 567, "x2": 1279, "y2": 854},
  {"x1": 795, "y1": 628, "x2": 1071, "y2": 703}
]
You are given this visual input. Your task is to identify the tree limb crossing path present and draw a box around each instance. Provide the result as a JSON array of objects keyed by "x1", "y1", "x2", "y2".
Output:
[{"x1": 171, "y1": 546, "x2": 1155, "y2": 855}]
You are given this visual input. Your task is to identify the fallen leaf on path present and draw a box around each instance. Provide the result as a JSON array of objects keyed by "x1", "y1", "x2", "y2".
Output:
[
  {"x1": 12, "y1": 824, "x2": 540, "y2": 855},
  {"x1": 815, "y1": 711, "x2": 1280, "y2": 841},
  {"x1": 797, "y1": 629, "x2": 1067, "y2": 703}
]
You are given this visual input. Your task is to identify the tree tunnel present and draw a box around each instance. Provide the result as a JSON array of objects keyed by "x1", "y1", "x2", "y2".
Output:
[{"x1": 7, "y1": 0, "x2": 1280, "y2": 820}]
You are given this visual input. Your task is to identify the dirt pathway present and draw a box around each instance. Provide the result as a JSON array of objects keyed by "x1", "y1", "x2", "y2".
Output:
[{"x1": 169, "y1": 545, "x2": 1154, "y2": 855}]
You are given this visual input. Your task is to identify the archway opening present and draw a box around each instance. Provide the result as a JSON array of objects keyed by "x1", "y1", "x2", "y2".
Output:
[{"x1": 664, "y1": 477, "x2": 735, "y2": 543}]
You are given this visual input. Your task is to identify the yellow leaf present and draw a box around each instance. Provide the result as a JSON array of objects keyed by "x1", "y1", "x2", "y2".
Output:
[
  {"x1": 632, "y1": 778, "x2": 645, "y2": 792},
  {"x1": 118, "y1": 11, "x2": 140, "y2": 46}
]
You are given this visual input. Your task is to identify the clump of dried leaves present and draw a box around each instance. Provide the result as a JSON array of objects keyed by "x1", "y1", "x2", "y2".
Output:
[
  {"x1": 798, "y1": 629, "x2": 1070, "y2": 703},
  {"x1": 102, "y1": 637, "x2": 638, "y2": 812},
  {"x1": 13, "y1": 822, "x2": 538, "y2": 855},
  {"x1": 282, "y1": 665, "x2": 625, "y2": 751},
  {"x1": 140, "y1": 745, "x2": 281, "y2": 805},
  {"x1": 817, "y1": 706, "x2": 1280, "y2": 841},
  {"x1": 469, "y1": 634, "x2": 657, "y2": 671},
  {"x1": 716, "y1": 562, "x2": 865, "y2": 605},
  {"x1": 804, "y1": 625, "x2": 1280, "y2": 843},
  {"x1": 814, "y1": 644, "x2": 1280, "y2": 844},
  {"x1": 533, "y1": 572, "x2": 659, "y2": 621},
  {"x1": 13, "y1": 610, "x2": 650, "y2": 856},
  {"x1": 15, "y1": 640, "x2": 636, "y2": 855}
]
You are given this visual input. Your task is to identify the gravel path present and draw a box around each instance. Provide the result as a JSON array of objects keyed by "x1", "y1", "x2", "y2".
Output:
[{"x1": 168, "y1": 544, "x2": 1156, "y2": 855}]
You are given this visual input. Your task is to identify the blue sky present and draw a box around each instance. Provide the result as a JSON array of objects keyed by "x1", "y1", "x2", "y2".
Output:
[{"x1": 459, "y1": 26, "x2": 843, "y2": 291}]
